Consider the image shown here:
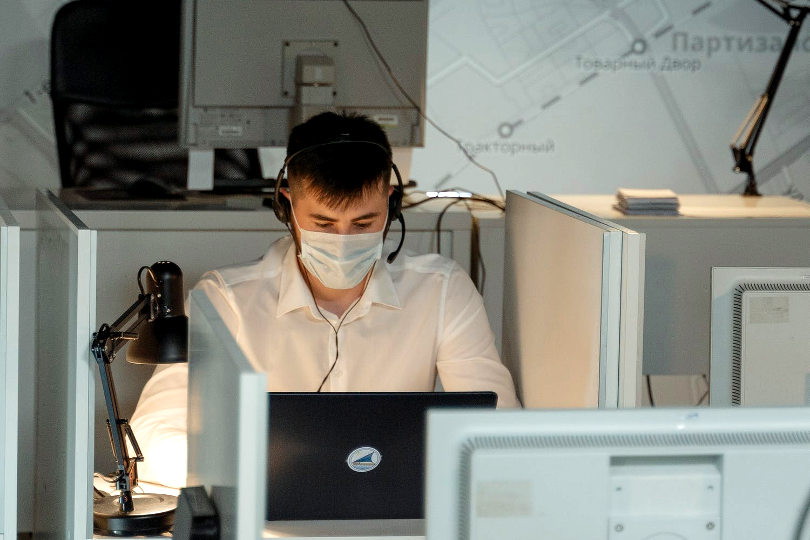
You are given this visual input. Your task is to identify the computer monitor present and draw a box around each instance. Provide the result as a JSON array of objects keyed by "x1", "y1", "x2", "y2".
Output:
[
  {"x1": 179, "y1": 0, "x2": 427, "y2": 150},
  {"x1": 425, "y1": 407, "x2": 810, "y2": 540},
  {"x1": 502, "y1": 191, "x2": 644, "y2": 408},
  {"x1": 710, "y1": 266, "x2": 810, "y2": 407}
]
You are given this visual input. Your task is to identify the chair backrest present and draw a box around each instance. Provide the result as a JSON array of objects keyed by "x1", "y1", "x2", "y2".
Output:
[{"x1": 50, "y1": 0, "x2": 261, "y2": 192}]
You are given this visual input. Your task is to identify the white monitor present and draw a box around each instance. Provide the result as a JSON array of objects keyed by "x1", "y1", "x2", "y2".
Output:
[
  {"x1": 0, "y1": 198, "x2": 19, "y2": 540},
  {"x1": 710, "y1": 266, "x2": 810, "y2": 407},
  {"x1": 502, "y1": 191, "x2": 644, "y2": 408},
  {"x1": 426, "y1": 407, "x2": 810, "y2": 540},
  {"x1": 179, "y1": 0, "x2": 427, "y2": 150}
]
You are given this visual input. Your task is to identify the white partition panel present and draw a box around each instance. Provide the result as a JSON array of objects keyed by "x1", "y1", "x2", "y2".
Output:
[
  {"x1": 0, "y1": 199, "x2": 20, "y2": 540},
  {"x1": 503, "y1": 191, "x2": 623, "y2": 408},
  {"x1": 527, "y1": 192, "x2": 645, "y2": 408},
  {"x1": 32, "y1": 190, "x2": 96, "y2": 540},
  {"x1": 617, "y1": 229, "x2": 645, "y2": 408},
  {"x1": 187, "y1": 289, "x2": 266, "y2": 540}
]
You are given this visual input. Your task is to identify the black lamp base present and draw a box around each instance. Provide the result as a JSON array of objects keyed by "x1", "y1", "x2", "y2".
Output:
[{"x1": 93, "y1": 492, "x2": 177, "y2": 537}]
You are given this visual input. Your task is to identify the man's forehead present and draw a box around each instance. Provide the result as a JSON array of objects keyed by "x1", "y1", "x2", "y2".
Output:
[
  {"x1": 294, "y1": 186, "x2": 385, "y2": 213},
  {"x1": 296, "y1": 181, "x2": 387, "y2": 203}
]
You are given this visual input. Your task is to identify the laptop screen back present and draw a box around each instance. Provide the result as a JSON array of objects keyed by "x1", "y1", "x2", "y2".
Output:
[{"x1": 266, "y1": 391, "x2": 497, "y2": 521}]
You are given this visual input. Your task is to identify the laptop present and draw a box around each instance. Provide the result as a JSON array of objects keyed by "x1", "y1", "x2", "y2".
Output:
[{"x1": 266, "y1": 391, "x2": 497, "y2": 522}]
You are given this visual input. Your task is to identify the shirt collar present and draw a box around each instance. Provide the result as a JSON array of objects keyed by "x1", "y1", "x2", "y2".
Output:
[{"x1": 276, "y1": 238, "x2": 401, "y2": 318}]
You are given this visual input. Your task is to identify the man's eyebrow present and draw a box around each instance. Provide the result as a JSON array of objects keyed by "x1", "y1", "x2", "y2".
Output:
[
  {"x1": 308, "y1": 211, "x2": 382, "y2": 222},
  {"x1": 351, "y1": 212, "x2": 382, "y2": 222},
  {"x1": 309, "y1": 213, "x2": 338, "y2": 222}
]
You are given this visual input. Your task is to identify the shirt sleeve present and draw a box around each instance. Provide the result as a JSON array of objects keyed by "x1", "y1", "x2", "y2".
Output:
[
  {"x1": 128, "y1": 363, "x2": 189, "y2": 488},
  {"x1": 128, "y1": 271, "x2": 239, "y2": 488},
  {"x1": 435, "y1": 264, "x2": 521, "y2": 408}
]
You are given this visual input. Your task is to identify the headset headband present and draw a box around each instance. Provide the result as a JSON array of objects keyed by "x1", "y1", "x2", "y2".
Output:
[
  {"x1": 272, "y1": 138, "x2": 406, "y2": 264},
  {"x1": 282, "y1": 139, "x2": 393, "y2": 169}
]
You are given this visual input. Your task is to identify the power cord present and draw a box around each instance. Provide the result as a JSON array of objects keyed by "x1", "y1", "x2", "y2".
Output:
[
  {"x1": 403, "y1": 191, "x2": 504, "y2": 294},
  {"x1": 341, "y1": 0, "x2": 505, "y2": 198},
  {"x1": 695, "y1": 374, "x2": 709, "y2": 406}
]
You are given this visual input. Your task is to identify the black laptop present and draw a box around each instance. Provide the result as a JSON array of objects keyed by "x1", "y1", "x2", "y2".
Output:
[{"x1": 266, "y1": 391, "x2": 497, "y2": 521}]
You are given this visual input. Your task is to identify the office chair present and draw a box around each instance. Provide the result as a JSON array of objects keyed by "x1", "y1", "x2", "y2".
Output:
[{"x1": 50, "y1": 0, "x2": 262, "y2": 196}]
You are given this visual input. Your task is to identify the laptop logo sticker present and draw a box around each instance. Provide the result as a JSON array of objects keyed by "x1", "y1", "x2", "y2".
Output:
[{"x1": 346, "y1": 446, "x2": 382, "y2": 472}]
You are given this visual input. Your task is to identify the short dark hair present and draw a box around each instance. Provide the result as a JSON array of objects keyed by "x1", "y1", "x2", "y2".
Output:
[{"x1": 285, "y1": 112, "x2": 393, "y2": 208}]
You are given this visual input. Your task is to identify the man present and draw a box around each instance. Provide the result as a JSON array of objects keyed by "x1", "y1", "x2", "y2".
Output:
[{"x1": 130, "y1": 112, "x2": 519, "y2": 487}]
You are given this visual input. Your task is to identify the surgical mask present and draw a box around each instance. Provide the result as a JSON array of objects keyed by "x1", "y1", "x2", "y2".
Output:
[{"x1": 291, "y1": 205, "x2": 384, "y2": 289}]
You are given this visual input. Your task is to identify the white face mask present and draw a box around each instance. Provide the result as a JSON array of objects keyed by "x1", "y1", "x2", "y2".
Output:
[{"x1": 291, "y1": 205, "x2": 384, "y2": 290}]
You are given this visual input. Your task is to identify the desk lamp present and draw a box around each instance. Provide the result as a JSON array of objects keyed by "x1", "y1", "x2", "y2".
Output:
[
  {"x1": 91, "y1": 261, "x2": 188, "y2": 536},
  {"x1": 731, "y1": 0, "x2": 810, "y2": 196}
]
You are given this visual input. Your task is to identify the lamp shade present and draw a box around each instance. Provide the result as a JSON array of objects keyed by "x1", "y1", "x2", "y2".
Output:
[{"x1": 128, "y1": 261, "x2": 188, "y2": 365}]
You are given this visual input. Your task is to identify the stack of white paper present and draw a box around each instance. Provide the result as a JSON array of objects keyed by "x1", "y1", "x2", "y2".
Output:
[{"x1": 614, "y1": 188, "x2": 680, "y2": 215}]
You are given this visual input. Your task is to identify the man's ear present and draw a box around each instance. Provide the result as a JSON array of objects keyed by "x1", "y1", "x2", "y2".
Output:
[{"x1": 387, "y1": 185, "x2": 395, "y2": 196}]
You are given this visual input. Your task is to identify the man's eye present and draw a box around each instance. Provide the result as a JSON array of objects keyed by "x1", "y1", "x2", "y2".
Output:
[
  {"x1": 314, "y1": 222, "x2": 332, "y2": 230},
  {"x1": 354, "y1": 222, "x2": 372, "y2": 230}
]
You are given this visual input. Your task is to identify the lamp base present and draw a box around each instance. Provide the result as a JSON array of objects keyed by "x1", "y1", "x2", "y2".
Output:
[{"x1": 93, "y1": 492, "x2": 177, "y2": 537}]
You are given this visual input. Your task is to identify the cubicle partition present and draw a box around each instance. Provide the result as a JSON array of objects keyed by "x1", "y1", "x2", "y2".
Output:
[
  {"x1": 502, "y1": 191, "x2": 644, "y2": 408},
  {"x1": 529, "y1": 192, "x2": 646, "y2": 408},
  {"x1": 0, "y1": 200, "x2": 20, "y2": 540},
  {"x1": 554, "y1": 194, "x2": 810, "y2": 379},
  {"x1": 70, "y1": 204, "x2": 477, "y2": 476},
  {"x1": 32, "y1": 190, "x2": 96, "y2": 540},
  {"x1": 187, "y1": 289, "x2": 266, "y2": 540}
]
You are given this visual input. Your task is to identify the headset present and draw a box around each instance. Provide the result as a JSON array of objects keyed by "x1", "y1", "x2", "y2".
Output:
[{"x1": 272, "y1": 139, "x2": 406, "y2": 263}]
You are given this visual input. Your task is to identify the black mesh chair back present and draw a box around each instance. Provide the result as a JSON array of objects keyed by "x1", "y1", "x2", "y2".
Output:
[{"x1": 50, "y1": 0, "x2": 261, "y2": 193}]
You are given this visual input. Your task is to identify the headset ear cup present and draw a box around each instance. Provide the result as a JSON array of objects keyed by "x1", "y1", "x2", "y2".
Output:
[
  {"x1": 388, "y1": 189, "x2": 402, "y2": 223},
  {"x1": 273, "y1": 167, "x2": 291, "y2": 224},
  {"x1": 275, "y1": 196, "x2": 291, "y2": 225},
  {"x1": 389, "y1": 162, "x2": 404, "y2": 223}
]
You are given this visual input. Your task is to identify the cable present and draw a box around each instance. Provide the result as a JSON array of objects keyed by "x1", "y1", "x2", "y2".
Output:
[
  {"x1": 793, "y1": 484, "x2": 810, "y2": 540},
  {"x1": 304, "y1": 261, "x2": 375, "y2": 392},
  {"x1": 341, "y1": 0, "x2": 505, "y2": 198},
  {"x1": 404, "y1": 191, "x2": 503, "y2": 294},
  {"x1": 136, "y1": 265, "x2": 158, "y2": 295},
  {"x1": 645, "y1": 374, "x2": 655, "y2": 407},
  {"x1": 402, "y1": 192, "x2": 505, "y2": 212},
  {"x1": 695, "y1": 374, "x2": 709, "y2": 406},
  {"x1": 463, "y1": 199, "x2": 487, "y2": 294},
  {"x1": 435, "y1": 199, "x2": 464, "y2": 254}
]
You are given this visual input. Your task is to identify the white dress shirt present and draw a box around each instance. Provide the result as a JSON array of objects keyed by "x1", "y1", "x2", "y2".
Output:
[{"x1": 129, "y1": 235, "x2": 519, "y2": 487}]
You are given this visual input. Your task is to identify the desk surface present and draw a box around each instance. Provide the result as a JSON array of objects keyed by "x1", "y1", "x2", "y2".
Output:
[
  {"x1": 264, "y1": 519, "x2": 423, "y2": 539},
  {"x1": 553, "y1": 193, "x2": 810, "y2": 219}
]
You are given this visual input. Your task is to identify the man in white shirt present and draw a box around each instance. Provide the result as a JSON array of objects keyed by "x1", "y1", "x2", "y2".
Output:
[{"x1": 129, "y1": 112, "x2": 519, "y2": 487}]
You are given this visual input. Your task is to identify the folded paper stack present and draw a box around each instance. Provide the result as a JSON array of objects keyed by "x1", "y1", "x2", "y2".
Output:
[{"x1": 614, "y1": 188, "x2": 680, "y2": 215}]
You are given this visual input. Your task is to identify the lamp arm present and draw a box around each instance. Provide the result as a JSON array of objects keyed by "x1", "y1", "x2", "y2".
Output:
[
  {"x1": 731, "y1": 1, "x2": 810, "y2": 195},
  {"x1": 90, "y1": 293, "x2": 156, "y2": 513}
]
